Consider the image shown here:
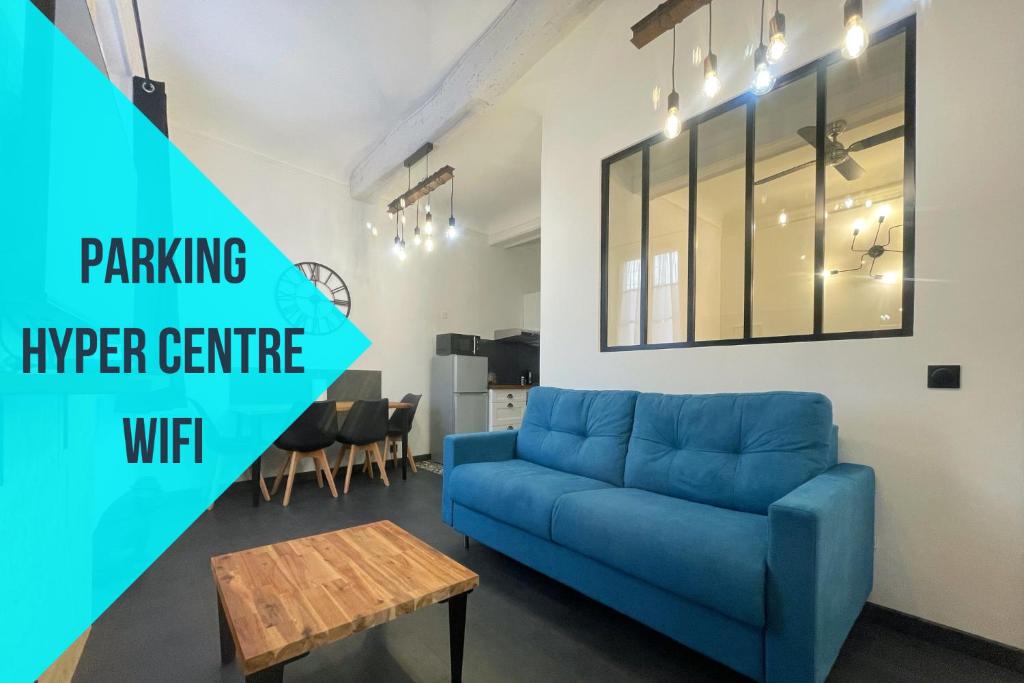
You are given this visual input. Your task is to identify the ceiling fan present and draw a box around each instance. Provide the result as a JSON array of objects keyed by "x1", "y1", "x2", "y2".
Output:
[{"x1": 754, "y1": 119, "x2": 904, "y2": 186}]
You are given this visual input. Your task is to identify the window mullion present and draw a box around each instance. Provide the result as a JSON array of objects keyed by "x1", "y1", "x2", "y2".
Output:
[
  {"x1": 639, "y1": 144, "x2": 651, "y2": 346},
  {"x1": 686, "y1": 127, "x2": 698, "y2": 344},
  {"x1": 813, "y1": 64, "x2": 827, "y2": 334}
]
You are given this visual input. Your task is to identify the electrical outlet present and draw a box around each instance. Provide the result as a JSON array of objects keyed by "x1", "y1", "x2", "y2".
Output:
[{"x1": 927, "y1": 365, "x2": 960, "y2": 389}]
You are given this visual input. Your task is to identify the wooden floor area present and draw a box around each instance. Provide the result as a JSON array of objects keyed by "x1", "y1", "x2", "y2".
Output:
[{"x1": 73, "y1": 470, "x2": 1020, "y2": 682}]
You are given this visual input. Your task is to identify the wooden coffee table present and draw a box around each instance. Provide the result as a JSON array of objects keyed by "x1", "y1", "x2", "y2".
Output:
[{"x1": 211, "y1": 520, "x2": 479, "y2": 682}]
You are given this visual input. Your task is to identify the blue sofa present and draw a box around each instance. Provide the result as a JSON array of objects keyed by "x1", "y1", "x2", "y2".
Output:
[{"x1": 442, "y1": 387, "x2": 874, "y2": 682}]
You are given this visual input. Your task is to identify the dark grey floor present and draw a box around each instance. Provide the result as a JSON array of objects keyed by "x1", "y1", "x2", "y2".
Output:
[{"x1": 74, "y1": 470, "x2": 1020, "y2": 683}]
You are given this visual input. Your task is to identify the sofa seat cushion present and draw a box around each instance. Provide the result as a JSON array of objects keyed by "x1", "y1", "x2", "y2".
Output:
[
  {"x1": 551, "y1": 488, "x2": 768, "y2": 627},
  {"x1": 448, "y1": 459, "x2": 613, "y2": 540}
]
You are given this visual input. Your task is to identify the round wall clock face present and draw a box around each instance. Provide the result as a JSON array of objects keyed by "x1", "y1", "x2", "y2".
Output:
[{"x1": 275, "y1": 261, "x2": 351, "y2": 334}]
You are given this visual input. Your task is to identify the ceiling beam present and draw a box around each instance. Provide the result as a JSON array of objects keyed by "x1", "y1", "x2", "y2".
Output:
[
  {"x1": 349, "y1": 0, "x2": 600, "y2": 202},
  {"x1": 85, "y1": 0, "x2": 141, "y2": 97},
  {"x1": 630, "y1": 0, "x2": 710, "y2": 49}
]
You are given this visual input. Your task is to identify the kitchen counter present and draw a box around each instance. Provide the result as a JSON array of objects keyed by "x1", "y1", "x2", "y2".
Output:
[{"x1": 488, "y1": 384, "x2": 535, "y2": 389}]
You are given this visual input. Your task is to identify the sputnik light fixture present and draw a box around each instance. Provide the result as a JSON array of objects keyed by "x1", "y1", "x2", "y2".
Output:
[
  {"x1": 842, "y1": 0, "x2": 868, "y2": 59},
  {"x1": 702, "y1": 1, "x2": 721, "y2": 99},
  {"x1": 751, "y1": 0, "x2": 776, "y2": 95},
  {"x1": 664, "y1": 26, "x2": 682, "y2": 139},
  {"x1": 767, "y1": 0, "x2": 787, "y2": 63}
]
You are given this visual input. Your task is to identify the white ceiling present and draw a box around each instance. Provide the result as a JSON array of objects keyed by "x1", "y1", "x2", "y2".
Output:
[{"x1": 136, "y1": 0, "x2": 512, "y2": 181}]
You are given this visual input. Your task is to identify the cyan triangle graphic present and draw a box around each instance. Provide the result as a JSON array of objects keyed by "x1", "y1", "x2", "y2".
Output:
[{"x1": 0, "y1": 3, "x2": 370, "y2": 680}]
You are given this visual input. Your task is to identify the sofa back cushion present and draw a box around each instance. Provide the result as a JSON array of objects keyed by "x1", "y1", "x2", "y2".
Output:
[
  {"x1": 625, "y1": 392, "x2": 834, "y2": 514},
  {"x1": 517, "y1": 387, "x2": 638, "y2": 486}
]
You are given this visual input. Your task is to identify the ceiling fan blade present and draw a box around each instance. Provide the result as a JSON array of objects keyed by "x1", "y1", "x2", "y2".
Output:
[
  {"x1": 848, "y1": 125, "x2": 905, "y2": 152},
  {"x1": 834, "y1": 156, "x2": 866, "y2": 181},
  {"x1": 754, "y1": 159, "x2": 816, "y2": 186},
  {"x1": 797, "y1": 126, "x2": 817, "y2": 147}
]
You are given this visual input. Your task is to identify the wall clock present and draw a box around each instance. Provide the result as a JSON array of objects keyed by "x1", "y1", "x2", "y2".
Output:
[{"x1": 276, "y1": 261, "x2": 351, "y2": 334}]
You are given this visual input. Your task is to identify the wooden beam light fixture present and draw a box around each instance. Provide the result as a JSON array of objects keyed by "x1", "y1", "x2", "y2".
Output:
[
  {"x1": 386, "y1": 165, "x2": 454, "y2": 215},
  {"x1": 631, "y1": 0, "x2": 710, "y2": 49},
  {"x1": 383, "y1": 142, "x2": 456, "y2": 258}
]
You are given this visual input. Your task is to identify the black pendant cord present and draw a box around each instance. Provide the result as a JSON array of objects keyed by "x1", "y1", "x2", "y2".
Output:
[
  {"x1": 130, "y1": 0, "x2": 154, "y2": 91},
  {"x1": 708, "y1": 1, "x2": 712, "y2": 53},
  {"x1": 425, "y1": 152, "x2": 431, "y2": 209},
  {"x1": 671, "y1": 27, "x2": 676, "y2": 91},
  {"x1": 450, "y1": 173, "x2": 455, "y2": 219},
  {"x1": 760, "y1": 0, "x2": 767, "y2": 46}
]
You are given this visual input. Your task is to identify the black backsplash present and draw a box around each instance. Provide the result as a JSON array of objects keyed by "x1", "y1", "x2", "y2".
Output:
[{"x1": 478, "y1": 339, "x2": 539, "y2": 385}]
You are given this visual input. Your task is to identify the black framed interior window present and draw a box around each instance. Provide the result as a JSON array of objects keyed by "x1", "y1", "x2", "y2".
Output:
[{"x1": 601, "y1": 16, "x2": 915, "y2": 352}]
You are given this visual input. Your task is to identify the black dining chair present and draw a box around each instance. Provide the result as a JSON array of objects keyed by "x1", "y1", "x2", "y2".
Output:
[
  {"x1": 332, "y1": 399, "x2": 390, "y2": 494},
  {"x1": 271, "y1": 401, "x2": 339, "y2": 506},
  {"x1": 385, "y1": 393, "x2": 421, "y2": 475}
]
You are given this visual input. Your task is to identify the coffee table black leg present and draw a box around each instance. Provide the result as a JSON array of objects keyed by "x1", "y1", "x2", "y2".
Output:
[
  {"x1": 217, "y1": 594, "x2": 235, "y2": 665},
  {"x1": 251, "y1": 455, "x2": 262, "y2": 508},
  {"x1": 448, "y1": 591, "x2": 469, "y2": 683},
  {"x1": 401, "y1": 434, "x2": 408, "y2": 481},
  {"x1": 245, "y1": 664, "x2": 284, "y2": 683}
]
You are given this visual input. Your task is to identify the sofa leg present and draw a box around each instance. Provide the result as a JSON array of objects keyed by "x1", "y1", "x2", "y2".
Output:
[{"x1": 464, "y1": 535, "x2": 469, "y2": 549}]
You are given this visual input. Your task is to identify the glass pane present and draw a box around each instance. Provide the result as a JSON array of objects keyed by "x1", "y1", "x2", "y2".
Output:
[
  {"x1": 647, "y1": 131, "x2": 690, "y2": 344},
  {"x1": 823, "y1": 32, "x2": 906, "y2": 333},
  {"x1": 752, "y1": 73, "x2": 817, "y2": 337},
  {"x1": 605, "y1": 150, "x2": 643, "y2": 346},
  {"x1": 695, "y1": 106, "x2": 746, "y2": 341}
]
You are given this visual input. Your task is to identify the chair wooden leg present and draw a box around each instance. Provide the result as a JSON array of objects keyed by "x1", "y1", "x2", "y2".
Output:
[
  {"x1": 382, "y1": 437, "x2": 391, "y2": 469},
  {"x1": 372, "y1": 446, "x2": 388, "y2": 480},
  {"x1": 315, "y1": 458, "x2": 324, "y2": 488},
  {"x1": 317, "y1": 450, "x2": 338, "y2": 498},
  {"x1": 282, "y1": 453, "x2": 299, "y2": 507},
  {"x1": 371, "y1": 443, "x2": 390, "y2": 486},
  {"x1": 332, "y1": 449, "x2": 343, "y2": 479},
  {"x1": 405, "y1": 437, "x2": 418, "y2": 473},
  {"x1": 259, "y1": 474, "x2": 271, "y2": 502},
  {"x1": 270, "y1": 453, "x2": 290, "y2": 495},
  {"x1": 343, "y1": 444, "x2": 357, "y2": 494}
]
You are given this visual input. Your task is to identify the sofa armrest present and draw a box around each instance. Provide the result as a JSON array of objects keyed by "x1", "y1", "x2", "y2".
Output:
[
  {"x1": 441, "y1": 431, "x2": 517, "y2": 525},
  {"x1": 765, "y1": 463, "x2": 875, "y2": 683}
]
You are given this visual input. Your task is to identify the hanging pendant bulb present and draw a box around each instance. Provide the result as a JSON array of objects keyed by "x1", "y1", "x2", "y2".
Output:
[
  {"x1": 663, "y1": 26, "x2": 682, "y2": 139},
  {"x1": 703, "y1": 54, "x2": 721, "y2": 99},
  {"x1": 751, "y1": 1, "x2": 775, "y2": 96},
  {"x1": 702, "y1": 3, "x2": 721, "y2": 99},
  {"x1": 424, "y1": 210, "x2": 434, "y2": 235},
  {"x1": 767, "y1": 1, "x2": 787, "y2": 63},
  {"x1": 752, "y1": 45, "x2": 775, "y2": 95},
  {"x1": 842, "y1": 0, "x2": 868, "y2": 59},
  {"x1": 664, "y1": 91, "x2": 682, "y2": 139},
  {"x1": 392, "y1": 235, "x2": 401, "y2": 255},
  {"x1": 413, "y1": 201, "x2": 422, "y2": 246},
  {"x1": 447, "y1": 175, "x2": 458, "y2": 239}
]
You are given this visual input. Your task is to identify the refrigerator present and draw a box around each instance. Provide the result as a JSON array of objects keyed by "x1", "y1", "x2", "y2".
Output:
[{"x1": 430, "y1": 354, "x2": 488, "y2": 462}]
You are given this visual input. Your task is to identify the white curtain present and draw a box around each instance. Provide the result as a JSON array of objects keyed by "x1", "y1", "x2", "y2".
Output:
[
  {"x1": 649, "y1": 251, "x2": 680, "y2": 344},
  {"x1": 617, "y1": 258, "x2": 641, "y2": 345}
]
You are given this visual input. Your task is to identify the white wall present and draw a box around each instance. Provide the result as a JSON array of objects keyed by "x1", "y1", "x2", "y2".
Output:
[
  {"x1": 173, "y1": 128, "x2": 540, "y2": 469},
  {"x1": 526, "y1": 0, "x2": 1024, "y2": 648}
]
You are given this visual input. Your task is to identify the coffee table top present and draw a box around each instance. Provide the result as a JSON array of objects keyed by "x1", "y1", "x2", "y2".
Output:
[{"x1": 211, "y1": 520, "x2": 479, "y2": 674}]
